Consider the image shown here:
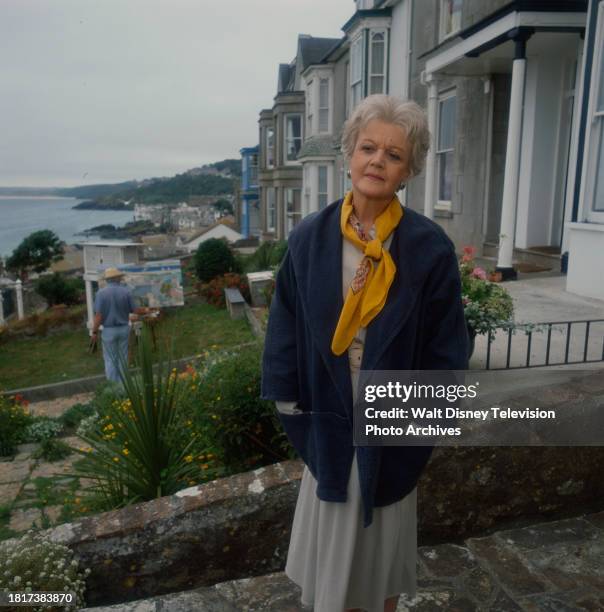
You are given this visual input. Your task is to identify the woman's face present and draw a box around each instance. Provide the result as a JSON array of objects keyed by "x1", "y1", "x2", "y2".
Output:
[{"x1": 349, "y1": 119, "x2": 411, "y2": 203}]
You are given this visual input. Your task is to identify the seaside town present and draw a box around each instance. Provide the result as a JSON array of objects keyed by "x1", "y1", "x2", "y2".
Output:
[{"x1": 0, "y1": 1, "x2": 603, "y2": 610}]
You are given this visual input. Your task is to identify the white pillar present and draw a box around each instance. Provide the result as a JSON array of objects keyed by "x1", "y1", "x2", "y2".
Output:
[
  {"x1": 496, "y1": 50, "x2": 528, "y2": 279},
  {"x1": 0, "y1": 290, "x2": 4, "y2": 325},
  {"x1": 423, "y1": 73, "x2": 438, "y2": 220},
  {"x1": 85, "y1": 279, "x2": 95, "y2": 333},
  {"x1": 15, "y1": 279, "x2": 24, "y2": 320}
]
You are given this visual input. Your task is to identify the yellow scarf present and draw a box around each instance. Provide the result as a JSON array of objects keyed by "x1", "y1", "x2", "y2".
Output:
[{"x1": 331, "y1": 191, "x2": 403, "y2": 356}]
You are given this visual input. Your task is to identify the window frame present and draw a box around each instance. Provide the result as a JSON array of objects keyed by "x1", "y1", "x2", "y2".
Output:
[
  {"x1": 368, "y1": 30, "x2": 387, "y2": 96},
  {"x1": 307, "y1": 78, "x2": 314, "y2": 136},
  {"x1": 266, "y1": 187, "x2": 276, "y2": 232},
  {"x1": 285, "y1": 187, "x2": 302, "y2": 235},
  {"x1": 266, "y1": 127, "x2": 274, "y2": 169},
  {"x1": 439, "y1": 0, "x2": 462, "y2": 42},
  {"x1": 318, "y1": 165, "x2": 329, "y2": 210},
  {"x1": 583, "y1": 1, "x2": 604, "y2": 223},
  {"x1": 284, "y1": 113, "x2": 303, "y2": 165},
  {"x1": 318, "y1": 78, "x2": 330, "y2": 133},
  {"x1": 435, "y1": 89, "x2": 457, "y2": 211},
  {"x1": 350, "y1": 34, "x2": 364, "y2": 111}
]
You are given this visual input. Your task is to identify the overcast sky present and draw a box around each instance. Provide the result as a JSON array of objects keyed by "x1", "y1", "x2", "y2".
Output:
[{"x1": 0, "y1": 0, "x2": 353, "y2": 188}]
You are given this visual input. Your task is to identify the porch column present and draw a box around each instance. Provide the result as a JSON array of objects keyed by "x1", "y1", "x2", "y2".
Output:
[
  {"x1": 15, "y1": 279, "x2": 24, "y2": 320},
  {"x1": 423, "y1": 73, "x2": 438, "y2": 220},
  {"x1": 85, "y1": 278, "x2": 95, "y2": 333},
  {"x1": 496, "y1": 29, "x2": 533, "y2": 280}
]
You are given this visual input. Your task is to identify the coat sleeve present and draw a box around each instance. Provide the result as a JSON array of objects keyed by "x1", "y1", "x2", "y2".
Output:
[
  {"x1": 420, "y1": 244, "x2": 469, "y2": 370},
  {"x1": 261, "y1": 248, "x2": 300, "y2": 402}
]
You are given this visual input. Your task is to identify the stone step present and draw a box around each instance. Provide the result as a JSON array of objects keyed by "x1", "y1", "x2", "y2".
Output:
[{"x1": 83, "y1": 510, "x2": 604, "y2": 611}]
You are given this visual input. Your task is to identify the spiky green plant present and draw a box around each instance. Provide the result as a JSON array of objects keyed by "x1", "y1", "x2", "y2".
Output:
[{"x1": 71, "y1": 329, "x2": 202, "y2": 510}]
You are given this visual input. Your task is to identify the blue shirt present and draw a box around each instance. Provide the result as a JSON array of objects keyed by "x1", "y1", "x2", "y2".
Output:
[{"x1": 94, "y1": 282, "x2": 136, "y2": 327}]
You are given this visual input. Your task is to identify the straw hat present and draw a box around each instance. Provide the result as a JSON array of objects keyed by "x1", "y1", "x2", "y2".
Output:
[{"x1": 103, "y1": 267, "x2": 125, "y2": 280}]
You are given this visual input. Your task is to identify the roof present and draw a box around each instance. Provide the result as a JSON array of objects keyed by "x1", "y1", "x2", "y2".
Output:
[
  {"x1": 297, "y1": 135, "x2": 340, "y2": 159},
  {"x1": 184, "y1": 217, "x2": 237, "y2": 244},
  {"x1": 298, "y1": 36, "x2": 341, "y2": 71},
  {"x1": 78, "y1": 241, "x2": 141, "y2": 248},
  {"x1": 277, "y1": 63, "x2": 295, "y2": 92}
]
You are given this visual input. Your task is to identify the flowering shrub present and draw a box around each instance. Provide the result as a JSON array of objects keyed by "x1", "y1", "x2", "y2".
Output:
[
  {"x1": 0, "y1": 394, "x2": 33, "y2": 457},
  {"x1": 186, "y1": 344, "x2": 294, "y2": 473},
  {"x1": 459, "y1": 246, "x2": 514, "y2": 335},
  {"x1": 25, "y1": 417, "x2": 63, "y2": 442},
  {"x1": 0, "y1": 530, "x2": 90, "y2": 610},
  {"x1": 198, "y1": 273, "x2": 250, "y2": 308}
]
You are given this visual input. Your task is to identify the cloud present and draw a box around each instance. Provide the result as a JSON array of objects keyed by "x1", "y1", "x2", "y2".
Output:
[{"x1": 0, "y1": 0, "x2": 351, "y2": 187}]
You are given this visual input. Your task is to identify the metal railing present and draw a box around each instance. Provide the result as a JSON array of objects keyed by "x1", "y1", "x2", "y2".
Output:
[{"x1": 478, "y1": 319, "x2": 604, "y2": 370}]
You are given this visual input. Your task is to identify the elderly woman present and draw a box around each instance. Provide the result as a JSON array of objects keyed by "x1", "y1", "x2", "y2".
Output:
[{"x1": 261, "y1": 94, "x2": 468, "y2": 612}]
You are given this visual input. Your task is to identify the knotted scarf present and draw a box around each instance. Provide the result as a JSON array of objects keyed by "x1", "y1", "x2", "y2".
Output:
[{"x1": 331, "y1": 191, "x2": 403, "y2": 355}]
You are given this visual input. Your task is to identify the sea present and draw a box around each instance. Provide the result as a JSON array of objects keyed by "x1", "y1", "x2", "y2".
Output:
[{"x1": 0, "y1": 196, "x2": 134, "y2": 258}]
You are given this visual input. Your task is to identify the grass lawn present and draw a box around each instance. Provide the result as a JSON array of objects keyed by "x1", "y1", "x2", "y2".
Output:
[{"x1": 0, "y1": 302, "x2": 255, "y2": 391}]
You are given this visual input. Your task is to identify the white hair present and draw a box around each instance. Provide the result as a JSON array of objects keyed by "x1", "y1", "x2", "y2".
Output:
[{"x1": 341, "y1": 94, "x2": 431, "y2": 178}]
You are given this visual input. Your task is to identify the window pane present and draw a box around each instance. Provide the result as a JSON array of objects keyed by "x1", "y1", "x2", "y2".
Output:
[
  {"x1": 286, "y1": 115, "x2": 302, "y2": 161},
  {"x1": 352, "y1": 82, "x2": 362, "y2": 109},
  {"x1": 438, "y1": 151, "x2": 453, "y2": 201},
  {"x1": 288, "y1": 116, "x2": 301, "y2": 139},
  {"x1": 438, "y1": 96, "x2": 456, "y2": 150},
  {"x1": 371, "y1": 37, "x2": 384, "y2": 74},
  {"x1": 598, "y1": 35, "x2": 604, "y2": 112},
  {"x1": 319, "y1": 79, "x2": 329, "y2": 107},
  {"x1": 593, "y1": 119, "x2": 604, "y2": 211},
  {"x1": 318, "y1": 194, "x2": 328, "y2": 210},
  {"x1": 370, "y1": 76, "x2": 384, "y2": 95},
  {"x1": 318, "y1": 166, "x2": 327, "y2": 192},
  {"x1": 319, "y1": 109, "x2": 328, "y2": 132},
  {"x1": 351, "y1": 37, "x2": 363, "y2": 82}
]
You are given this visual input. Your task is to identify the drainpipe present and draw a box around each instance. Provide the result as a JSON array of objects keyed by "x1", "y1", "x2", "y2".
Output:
[
  {"x1": 496, "y1": 28, "x2": 534, "y2": 280},
  {"x1": 422, "y1": 71, "x2": 438, "y2": 220}
]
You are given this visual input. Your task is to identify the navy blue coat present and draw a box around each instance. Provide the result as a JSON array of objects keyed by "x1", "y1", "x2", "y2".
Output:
[{"x1": 261, "y1": 198, "x2": 469, "y2": 527}]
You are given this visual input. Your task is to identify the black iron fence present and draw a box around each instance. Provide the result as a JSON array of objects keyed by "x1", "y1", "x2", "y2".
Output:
[{"x1": 476, "y1": 319, "x2": 604, "y2": 370}]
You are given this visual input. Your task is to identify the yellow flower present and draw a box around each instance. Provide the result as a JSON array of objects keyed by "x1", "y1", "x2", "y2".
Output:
[
  {"x1": 113, "y1": 456, "x2": 120, "y2": 462},
  {"x1": 207, "y1": 453, "x2": 214, "y2": 459},
  {"x1": 122, "y1": 448, "x2": 130, "y2": 456},
  {"x1": 184, "y1": 455, "x2": 193, "y2": 463},
  {"x1": 75, "y1": 498, "x2": 81, "y2": 505}
]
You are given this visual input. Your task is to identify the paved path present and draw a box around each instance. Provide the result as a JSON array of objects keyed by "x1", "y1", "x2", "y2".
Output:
[{"x1": 470, "y1": 274, "x2": 604, "y2": 370}]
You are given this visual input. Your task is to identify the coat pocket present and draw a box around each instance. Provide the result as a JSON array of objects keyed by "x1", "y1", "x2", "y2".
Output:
[{"x1": 277, "y1": 411, "x2": 352, "y2": 485}]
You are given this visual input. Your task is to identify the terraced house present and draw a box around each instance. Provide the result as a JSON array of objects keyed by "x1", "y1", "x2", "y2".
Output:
[{"x1": 251, "y1": 0, "x2": 602, "y2": 299}]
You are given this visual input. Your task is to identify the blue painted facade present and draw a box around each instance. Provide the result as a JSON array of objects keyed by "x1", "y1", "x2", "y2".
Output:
[{"x1": 239, "y1": 146, "x2": 259, "y2": 237}]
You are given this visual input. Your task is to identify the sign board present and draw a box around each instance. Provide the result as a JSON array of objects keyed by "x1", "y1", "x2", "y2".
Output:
[{"x1": 99, "y1": 259, "x2": 184, "y2": 307}]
